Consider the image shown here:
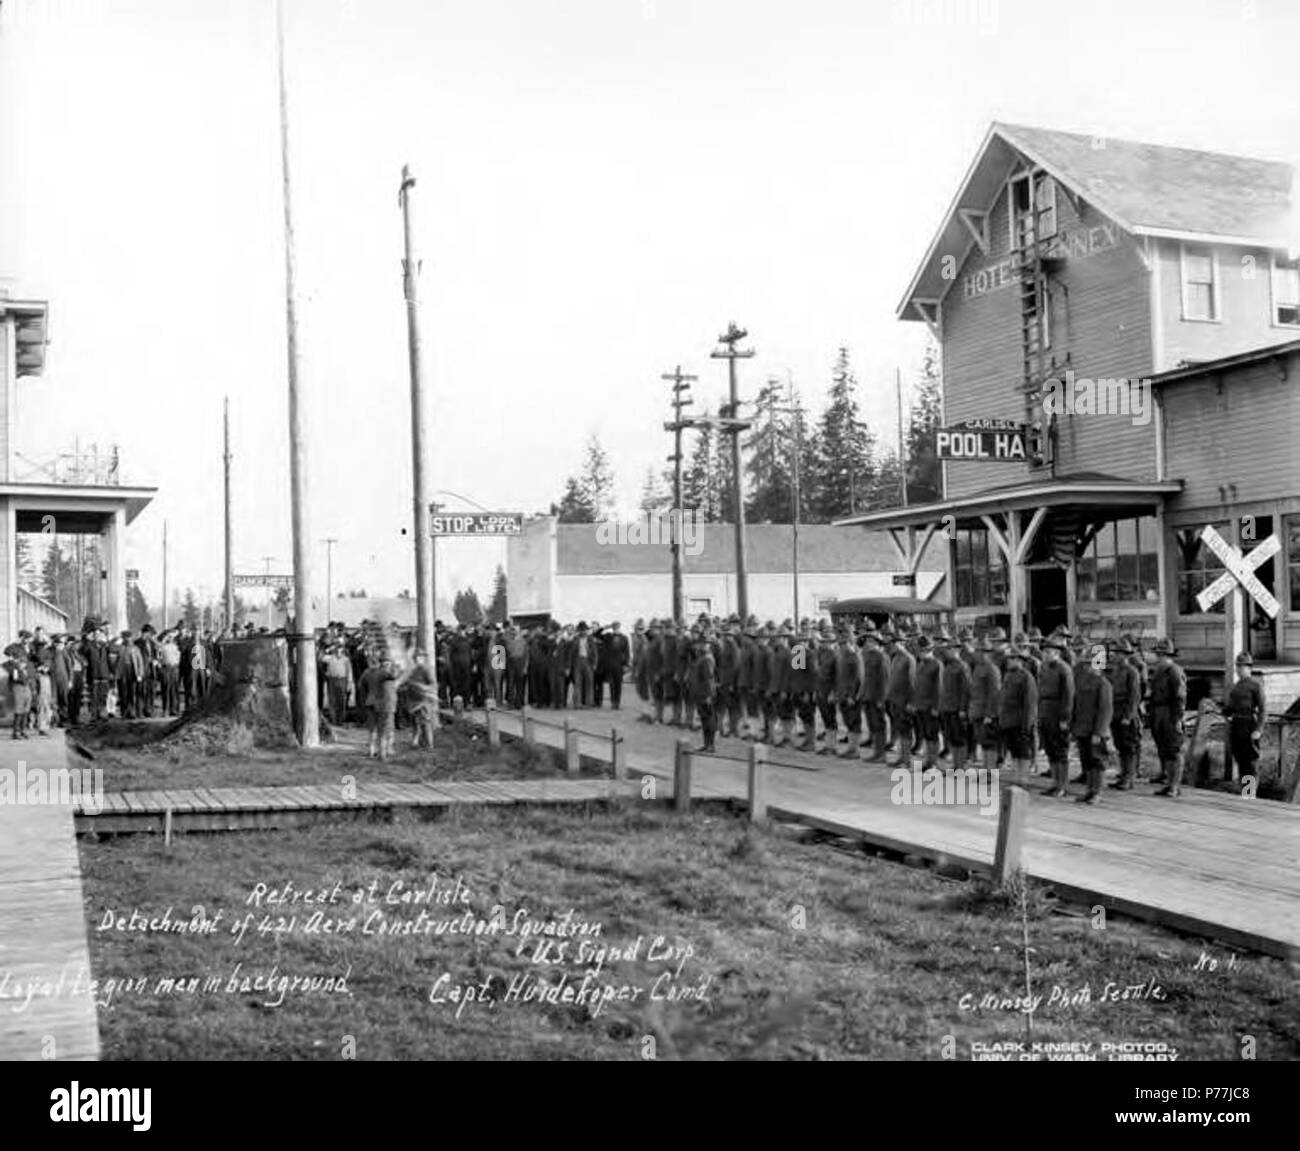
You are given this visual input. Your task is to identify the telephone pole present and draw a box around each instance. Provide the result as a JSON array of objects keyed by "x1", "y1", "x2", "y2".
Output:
[
  {"x1": 776, "y1": 377, "x2": 802, "y2": 624},
  {"x1": 661, "y1": 366, "x2": 696, "y2": 625},
  {"x1": 276, "y1": 0, "x2": 318, "y2": 745},
  {"x1": 711, "y1": 322, "x2": 755, "y2": 621},
  {"x1": 323, "y1": 538, "x2": 337, "y2": 619},
  {"x1": 161, "y1": 521, "x2": 168, "y2": 629},
  {"x1": 399, "y1": 166, "x2": 437, "y2": 707},
  {"x1": 223, "y1": 397, "x2": 234, "y2": 632},
  {"x1": 263, "y1": 555, "x2": 275, "y2": 629}
]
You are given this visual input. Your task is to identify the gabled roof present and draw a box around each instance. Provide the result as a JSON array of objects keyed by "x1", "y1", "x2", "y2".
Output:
[
  {"x1": 556, "y1": 522, "x2": 946, "y2": 576},
  {"x1": 899, "y1": 122, "x2": 1295, "y2": 320}
]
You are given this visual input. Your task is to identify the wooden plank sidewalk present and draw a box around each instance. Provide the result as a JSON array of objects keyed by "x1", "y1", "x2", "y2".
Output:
[
  {"x1": 0, "y1": 736, "x2": 100, "y2": 1060},
  {"x1": 475, "y1": 704, "x2": 1300, "y2": 962},
  {"x1": 73, "y1": 776, "x2": 641, "y2": 834}
]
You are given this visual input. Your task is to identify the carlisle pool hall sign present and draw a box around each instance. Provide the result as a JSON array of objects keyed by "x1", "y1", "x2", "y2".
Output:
[{"x1": 934, "y1": 418, "x2": 1027, "y2": 461}]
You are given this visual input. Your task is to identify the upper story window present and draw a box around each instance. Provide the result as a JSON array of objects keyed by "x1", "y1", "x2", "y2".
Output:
[
  {"x1": 1009, "y1": 170, "x2": 1057, "y2": 252},
  {"x1": 1180, "y1": 243, "x2": 1219, "y2": 321},
  {"x1": 1271, "y1": 256, "x2": 1300, "y2": 326}
]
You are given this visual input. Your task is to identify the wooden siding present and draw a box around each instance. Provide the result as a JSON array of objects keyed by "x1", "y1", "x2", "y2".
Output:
[
  {"x1": 1156, "y1": 239, "x2": 1296, "y2": 371},
  {"x1": 939, "y1": 173, "x2": 1154, "y2": 498},
  {"x1": 1161, "y1": 354, "x2": 1300, "y2": 508}
]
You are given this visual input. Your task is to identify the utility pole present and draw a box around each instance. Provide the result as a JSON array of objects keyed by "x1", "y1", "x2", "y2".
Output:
[
  {"x1": 276, "y1": 0, "x2": 318, "y2": 746},
  {"x1": 323, "y1": 538, "x2": 338, "y2": 622},
  {"x1": 661, "y1": 366, "x2": 696, "y2": 625},
  {"x1": 430, "y1": 501, "x2": 443, "y2": 627},
  {"x1": 263, "y1": 555, "x2": 275, "y2": 629},
  {"x1": 399, "y1": 166, "x2": 437, "y2": 721},
  {"x1": 160, "y1": 521, "x2": 167, "y2": 630},
  {"x1": 896, "y1": 366, "x2": 909, "y2": 507},
  {"x1": 788, "y1": 378, "x2": 801, "y2": 624},
  {"x1": 223, "y1": 396, "x2": 234, "y2": 632},
  {"x1": 711, "y1": 322, "x2": 754, "y2": 621}
]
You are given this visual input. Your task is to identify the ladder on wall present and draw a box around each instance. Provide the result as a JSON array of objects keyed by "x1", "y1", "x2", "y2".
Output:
[{"x1": 1013, "y1": 176, "x2": 1058, "y2": 471}]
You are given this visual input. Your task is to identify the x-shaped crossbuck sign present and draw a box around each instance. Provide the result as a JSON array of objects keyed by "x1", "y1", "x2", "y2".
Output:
[{"x1": 1195, "y1": 525, "x2": 1280, "y2": 618}]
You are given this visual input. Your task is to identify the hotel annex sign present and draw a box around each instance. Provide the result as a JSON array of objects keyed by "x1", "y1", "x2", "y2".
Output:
[{"x1": 962, "y1": 222, "x2": 1121, "y2": 299}]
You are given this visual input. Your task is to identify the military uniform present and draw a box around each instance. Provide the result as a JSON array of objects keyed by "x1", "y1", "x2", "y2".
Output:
[
  {"x1": 689, "y1": 641, "x2": 718, "y2": 751},
  {"x1": 1150, "y1": 641, "x2": 1189, "y2": 796},
  {"x1": 788, "y1": 631, "x2": 819, "y2": 752},
  {"x1": 835, "y1": 631, "x2": 864, "y2": 759},
  {"x1": 1223, "y1": 654, "x2": 1266, "y2": 785},
  {"x1": 969, "y1": 643, "x2": 1001, "y2": 766},
  {"x1": 1071, "y1": 659, "x2": 1113, "y2": 803},
  {"x1": 815, "y1": 629, "x2": 840, "y2": 753},
  {"x1": 886, "y1": 637, "x2": 916, "y2": 765},
  {"x1": 912, "y1": 637, "x2": 942, "y2": 769},
  {"x1": 717, "y1": 626, "x2": 742, "y2": 737},
  {"x1": 997, "y1": 652, "x2": 1038, "y2": 769},
  {"x1": 860, "y1": 632, "x2": 890, "y2": 760},
  {"x1": 1037, "y1": 644, "x2": 1075, "y2": 795},
  {"x1": 1106, "y1": 640, "x2": 1143, "y2": 789},
  {"x1": 938, "y1": 640, "x2": 972, "y2": 770},
  {"x1": 768, "y1": 627, "x2": 791, "y2": 745}
]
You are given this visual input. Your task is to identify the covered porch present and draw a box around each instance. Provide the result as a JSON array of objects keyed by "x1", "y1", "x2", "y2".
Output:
[{"x1": 835, "y1": 474, "x2": 1184, "y2": 639}]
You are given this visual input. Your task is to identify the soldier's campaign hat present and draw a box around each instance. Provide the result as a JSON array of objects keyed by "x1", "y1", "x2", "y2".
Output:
[
  {"x1": 1027, "y1": 627, "x2": 1044, "y2": 642},
  {"x1": 1005, "y1": 644, "x2": 1025, "y2": 660},
  {"x1": 1153, "y1": 637, "x2": 1176, "y2": 656},
  {"x1": 1235, "y1": 651, "x2": 1253, "y2": 666},
  {"x1": 1042, "y1": 637, "x2": 1066, "y2": 651},
  {"x1": 1013, "y1": 632, "x2": 1027, "y2": 646},
  {"x1": 988, "y1": 626, "x2": 1007, "y2": 642},
  {"x1": 957, "y1": 627, "x2": 975, "y2": 642},
  {"x1": 913, "y1": 634, "x2": 932, "y2": 651},
  {"x1": 1108, "y1": 636, "x2": 1134, "y2": 654},
  {"x1": 634, "y1": 618, "x2": 646, "y2": 630}
]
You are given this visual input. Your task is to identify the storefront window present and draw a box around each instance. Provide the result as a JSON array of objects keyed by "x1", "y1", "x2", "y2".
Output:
[
  {"x1": 1176, "y1": 522, "x2": 1227, "y2": 615},
  {"x1": 1080, "y1": 516, "x2": 1158, "y2": 602},
  {"x1": 954, "y1": 528, "x2": 1007, "y2": 608},
  {"x1": 1287, "y1": 517, "x2": 1300, "y2": 612}
]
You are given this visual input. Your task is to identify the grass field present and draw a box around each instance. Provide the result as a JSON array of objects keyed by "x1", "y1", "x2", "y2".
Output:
[
  {"x1": 71, "y1": 720, "x2": 586, "y2": 792},
  {"x1": 79, "y1": 801, "x2": 1300, "y2": 1061}
]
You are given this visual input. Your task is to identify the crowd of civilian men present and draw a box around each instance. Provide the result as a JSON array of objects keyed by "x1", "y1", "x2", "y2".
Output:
[{"x1": 2, "y1": 618, "x2": 222, "y2": 733}]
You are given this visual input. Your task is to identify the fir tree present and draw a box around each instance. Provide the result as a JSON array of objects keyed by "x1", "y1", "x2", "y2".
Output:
[
  {"x1": 905, "y1": 340, "x2": 943, "y2": 505},
  {"x1": 487, "y1": 565, "x2": 508, "y2": 624},
  {"x1": 805, "y1": 348, "x2": 877, "y2": 523},
  {"x1": 638, "y1": 467, "x2": 670, "y2": 515},
  {"x1": 453, "y1": 587, "x2": 484, "y2": 625},
  {"x1": 743, "y1": 378, "x2": 796, "y2": 523},
  {"x1": 555, "y1": 475, "x2": 596, "y2": 523}
]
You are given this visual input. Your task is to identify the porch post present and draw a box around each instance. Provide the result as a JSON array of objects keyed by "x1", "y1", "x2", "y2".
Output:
[
  {"x1": 1155, "y1": 502, "x2": 1171, "y2": 640},
  {"x1": 0, "y1": 497, "x2": 12, "y2": 648},
  {"x1": 1007, "y1": 512, "x2": 1023, "y2": 634},
  {"x1": 103, "y1": 507, "x2": 127, "y2": 633},
  {"x1": 1065, "y1": 558, "x2": 1078, "y2": 632}
]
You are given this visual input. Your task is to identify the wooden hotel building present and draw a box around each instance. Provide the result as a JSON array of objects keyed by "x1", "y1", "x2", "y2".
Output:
[{"x1": 838, "y1": 123, "x2": 1300, "y2": 709}]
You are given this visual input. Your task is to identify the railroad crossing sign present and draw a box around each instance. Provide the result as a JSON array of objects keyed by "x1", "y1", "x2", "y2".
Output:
[{"x1": 1194, "y1": 525, "x2": 1280, "y2": 618}]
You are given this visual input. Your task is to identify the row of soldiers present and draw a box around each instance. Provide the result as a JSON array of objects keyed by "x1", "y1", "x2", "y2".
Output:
[{"x1": 628, "y1": 615, "x2": 1207, "y2": 804}]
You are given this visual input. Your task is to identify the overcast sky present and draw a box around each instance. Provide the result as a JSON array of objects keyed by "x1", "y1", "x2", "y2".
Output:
[{"x1": 2, "y1": 0, "x2": 1298, "y2": 613}]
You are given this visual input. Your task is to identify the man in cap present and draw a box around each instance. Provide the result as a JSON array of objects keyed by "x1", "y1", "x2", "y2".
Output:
[
  {"x1": 1071, "y1": 643, "x2": 1114, "y2": 803},
  {"x1": 997, "y1": 645, "x2": 1037, "y2": 784},
  {"x1": 676, "y1": 624, "x2": 697, "y2": 729},
  {"x1": 115, "y1": 629, "x2": 144, "y2": 720},
  {"x1": 938, "y1": 634, "x2": 972, "y2": 773},
  {"x1": 324, "y1": 641, "x2": 355, "y2": 725},
  {"x1": 716, "y1": 620, "x2": 742, "y2": 738},
  {"x1": 860, "y1": 627, "x2": 891, "y2": 761},
  {"x1": 835, "y1": 625, "x2": 864, "y2": 759},
  {"x1": 1150, "y1": 638, "x2": 1189, "y2": 797},
  {"x1": 1106, "y1": 637, "x2": 1143, "y2": 789},
  {"x1": 968, "y1": 635, "x2": 1000, "y2": 769},
  {"x1": 885, "y1": 630, "x2": 916, "y2": 766},
  {"x1": 689, "y1": 635, "x2": 718, "y2": 753},
  {"x1": 1037, "y1": 636, "x2": 1075, "y2": 796},
  {"x1": 911, "y1": 635, "x2": 942, "y2": 770},
  {"x1": 1223, "y1": 651, "x2": 1265, "y2": 787}
]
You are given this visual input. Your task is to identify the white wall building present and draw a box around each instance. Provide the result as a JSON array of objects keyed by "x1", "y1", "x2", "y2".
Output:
[{"x1": 507, "y1": 516, "x2": 946, "y2": 624}]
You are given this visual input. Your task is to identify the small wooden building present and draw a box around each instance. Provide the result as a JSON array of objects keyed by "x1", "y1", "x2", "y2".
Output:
[{"x1": 838, "y1": 123, "x2": 1300, "y2": 709}]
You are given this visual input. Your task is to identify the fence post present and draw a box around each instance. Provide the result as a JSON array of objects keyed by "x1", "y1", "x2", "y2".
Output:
[
  {"x1": 564, "y1": 721, "x2": 581, "y2": 776},
  {"x1": 747, "y1": 742, "x2": 768, "y2": 823},
  {"x1": 611, "y1": 729, "x2": 626, "y2": 779},
  {"x1": 164, "y1": 806, "x2": 174, "y2": 848},
  {"x1": 993, "y1": 784, "x2": 1027, "y2": 886},
  {"x1": 674, "y1": 737, "x2": 693, "y2": 813},
  {"x1": 486, "y1": 698, "x2": 500, "y2": 748},
  {"x1": 521, "y1": 705, "x2": 535, "y2": 744}
]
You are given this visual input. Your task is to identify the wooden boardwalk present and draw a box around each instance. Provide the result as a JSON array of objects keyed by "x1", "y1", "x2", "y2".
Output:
[
  {"x1": 74, "y1": 777, "x2": 640, "y2": 834},
  {"x1": 476, "y1": 703, "x2": 1300, "y2": 962},
  {"x1": 0, "y1": 735, "x2": 100, "y2": 1060}
]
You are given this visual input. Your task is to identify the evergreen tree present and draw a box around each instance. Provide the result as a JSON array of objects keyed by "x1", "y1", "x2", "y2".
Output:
[
  {"x1": 638, "y1": 466, "x2": 670, "y2": 515},
  {"x1": 487, "y1": 565, "x2": 508, "y2": 624},
  {"x1": 805, "y1": 348, "x2": 877, "y2": 523},
  {"x1": 743, "y1": 378, "x2": 795, "y2": 523},
  {"x1": 453, "y1": 587, "x2": 484, "y2": 625},
  {"x1": 182, "y1": 588, "x2": 200, "y2": 627},
  {"x1": 556, "y1": 475, "x2": 596, "y2": 523},
  {"x1": 905, "y1": 340, "x2": 943, "y2": 505},
  {"x1": 127, "y1": 583, "x2": 152, "y2": 632},
  {"x1": 867, "y1": 450, "x2": 905, "y2": 511},
  {"x1": 39, "y1": 539, "x2": 78, "y2": 615},
  {"x1": 15, "y1": 535, "x2": 39, "y2": 595},
  {"x1": 579, "y1": 435, "x2": 616, "y2": 522}
]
